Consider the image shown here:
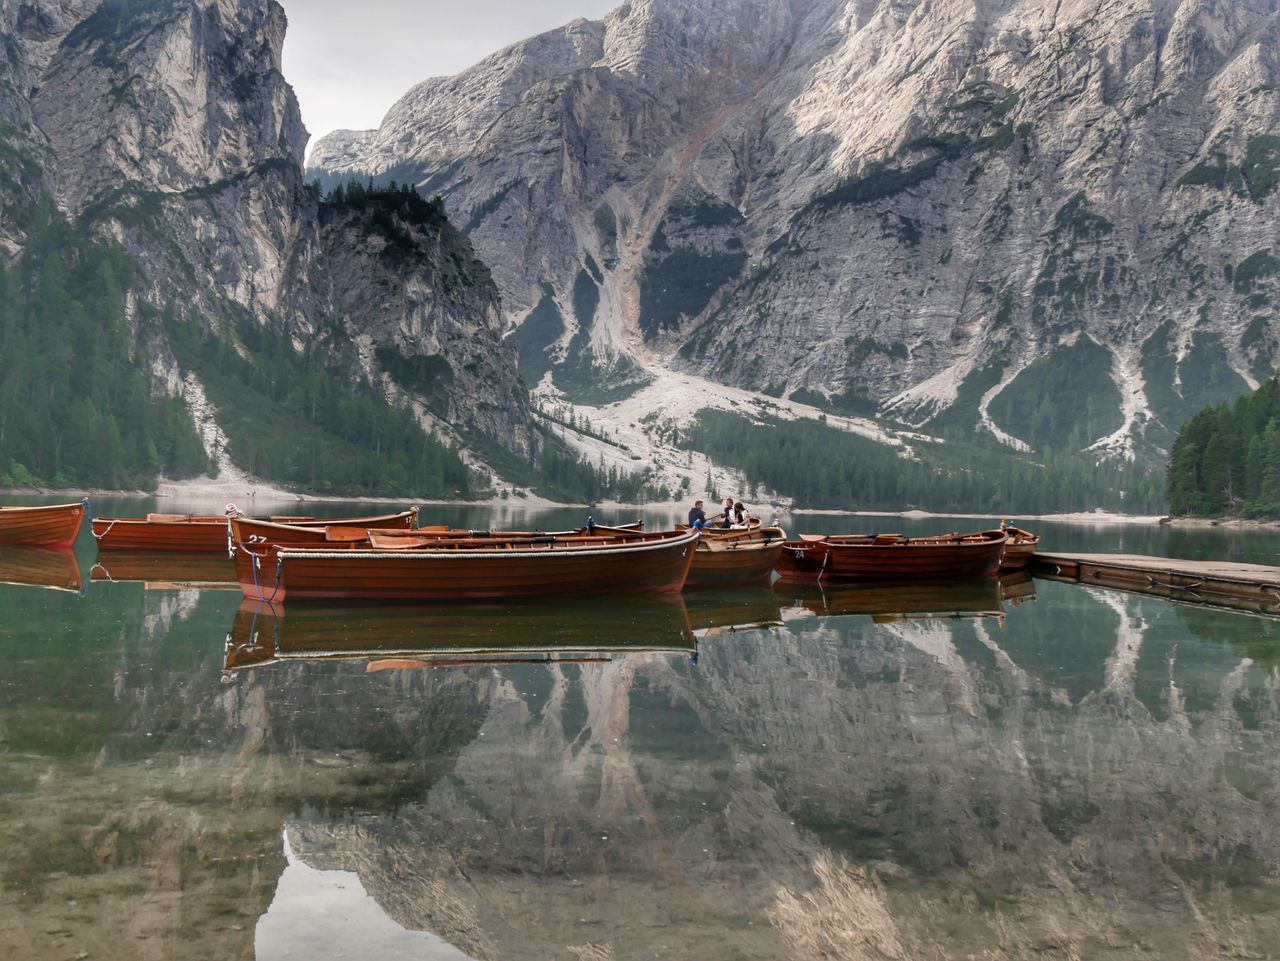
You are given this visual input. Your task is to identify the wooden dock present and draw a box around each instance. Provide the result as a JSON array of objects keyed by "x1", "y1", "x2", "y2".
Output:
[{"x1": 1032, "y1": 552, "x2": 1280, "y2": 616}]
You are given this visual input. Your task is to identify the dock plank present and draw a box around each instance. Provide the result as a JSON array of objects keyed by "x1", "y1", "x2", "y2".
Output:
[
  {"x1": 1036, "y1": 552, "x2": 1280, "y2": 584},
  {"x1": 1032, "y1": 551, "x2": 1280, "y2": 616}
]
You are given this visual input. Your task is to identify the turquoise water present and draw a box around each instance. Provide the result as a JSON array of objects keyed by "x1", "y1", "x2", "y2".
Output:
[{"x1": 1, "y1": 499, "x2": 1278, "y2": 959}]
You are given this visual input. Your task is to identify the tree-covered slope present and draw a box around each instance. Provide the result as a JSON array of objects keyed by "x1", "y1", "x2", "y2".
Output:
[
  {"x1": 0, "y1": 204, "x2": 207, "y2": 488},
  {"x1": 1168, "y1": 378, "x2": 1280, "y2": 518},
  {"x1": 0, "y1": 1, "x2": 666, "y2": 501}
]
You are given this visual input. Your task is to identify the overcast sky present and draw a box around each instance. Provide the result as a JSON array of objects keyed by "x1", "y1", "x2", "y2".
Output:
[{"x1": 280, "y1": 0, "x2": 618, "y2": 151}]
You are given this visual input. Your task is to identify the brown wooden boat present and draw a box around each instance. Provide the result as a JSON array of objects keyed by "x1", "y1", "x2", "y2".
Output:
[
  {"x1": 685, "y1": 526, "x2": 787, "y2": 588},
  {"x1": 90, "y1": 551, "x2": 238, "y2": 589},
  {"x1": 583, "y1": 519, "x2": 644, "y2": 534},
  {"x1": 228, "y1": 515, "x2": 642, "y2": 552},
  {"x1": 224, "y1": 595, "x2": 696, "y2": 672},
  {"x1": 0, "y1": 501, "x2": 88, "y2": 548},
  {"x1": 91, "y1": 506, "x2": 419, "y2": 552},
  {"x1": 0, "y1": 547, "x2": 83, "y2": 593},
  {"x1": 775, "y1": 535, "x2": 832, "y2": 580},
  {"x1": 231, "y1": 520, "x2": 700, "y2": 602},
  {"x1": 678, "y1": 517, "x2": 762, "y2": 537},
  {"x1": 821, "y1": 530, "x2": 1007, "y2": 581},
  {"x1": 991, "y1": 521, "x2": 1039, "y2": 571}
]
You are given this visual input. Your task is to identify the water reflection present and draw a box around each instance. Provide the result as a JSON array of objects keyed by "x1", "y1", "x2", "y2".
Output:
[
  {"x1": 773, "y1": 575, "x2": 1022, "y2": 623},
  {"x1": 1039, "y1": 563, "x2": 1280, "y2": 620},
  {"x1": 2, "y1": 532, "x2": 1280, "y2": 959},
  {"x1": 90, "y1": 550, "x2": 238, "y2": 589},
  {"x1": 683, "y1": 587, "x2": 784, "y2": 637},
  {"x1": 225, "y1": 596, "x2": 698, "y2": 673},
  {"x1": 0, "y1": 546, "x2": 81, "y2": 593},
  {"x1": 257, "y1": 831, "x2": 475, "y2": 961}
]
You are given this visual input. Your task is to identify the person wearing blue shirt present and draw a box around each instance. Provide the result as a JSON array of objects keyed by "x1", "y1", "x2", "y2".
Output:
[{"x1": 687, "y1": 499, "x2": 707, "y2": 527}]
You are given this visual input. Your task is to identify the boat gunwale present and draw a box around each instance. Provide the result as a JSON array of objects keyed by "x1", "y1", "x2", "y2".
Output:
[
  {"x1": 0, "y1": 502, "x2": 86, "y2": 514},
  {"x1": 268, "y1": 528, "x2": 700, "y2": 562},
  {"x1": 821, "y1": 531, "x2": 1007, "y2": 549},
  {"x1": 94, "y1": 508, "x2": 417, "y2": 529}
]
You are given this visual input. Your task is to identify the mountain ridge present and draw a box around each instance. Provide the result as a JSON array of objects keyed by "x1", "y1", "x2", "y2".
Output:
[
  {"x1": 309, "y1": 0, "x2": 1280, "y2": 471},
  {"x1": 0, "y1": 0, "x2": 537, "y2": 495}
]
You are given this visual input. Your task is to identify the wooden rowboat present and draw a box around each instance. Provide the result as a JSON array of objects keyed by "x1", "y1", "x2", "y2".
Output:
[
  {"x1": 92, "y1": 506, "x2": 419, "y2": 552},
  {"x1": 822, "y1": 530, "x2": 1007, "y2": 581},
  {"x1": 678, "y1": 518, "x2": 762, "y2": 537},
  {"x1": 231, "y1": 520, "x2": 700, "y2": 602},
  {"x1": 583, "y1": 520, "x2": 644, "y2": 534},
  {"x1": 0, "y1": 547, "x2": 83, "y2": 593},
  {"x1": 228, "y1": 515, "x2": 640, "y2": 551},
  {"x1": 685, "y1": 526, "x2": 787, "y2": 588},
  {"x1": 992, "y1": 522, "x2": 1039, "y2": 571},
  {"x1": 775, "y1": 535, "x2": 831, "y2": 580},
  {"x1": 0, "y1": 501, "x2": 88, "y2": 548}
]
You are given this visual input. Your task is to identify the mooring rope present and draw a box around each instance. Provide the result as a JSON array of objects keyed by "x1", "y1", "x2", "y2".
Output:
[{"x1": 90, "y1": 518, "x2": 118, "y2": 541}]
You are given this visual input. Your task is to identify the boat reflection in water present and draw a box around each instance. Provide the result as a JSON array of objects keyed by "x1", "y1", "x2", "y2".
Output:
[
  {"x1": 999, "y1": 569, "x2": 1038, "y2": 606},
  {"x1": 224, "y1": 594, "x2": 698, "y2": 675},
  {"x1": 683, "y1": 587, "x2": 785, "y2": 637},
  {"x1": 90, "y1": 551, "x2": 238, "y2": 590},
  {"x1": 774, "y1": 573, "x2": 1036, "y2": 624},
  {"x1": 0, "y1": 546, "x2": 83, "y2": 593}
]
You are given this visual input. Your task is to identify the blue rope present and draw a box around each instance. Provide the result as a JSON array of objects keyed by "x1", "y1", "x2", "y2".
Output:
[
  {"x1": 268, "y1": 557, "x2": 283, "y2": 603},
  {"x1": 245, "y1": 548, "x2": 284, "y2": 604},
  {"x1": 250, "y1": 550, "x2": 266, "y2": 601}
]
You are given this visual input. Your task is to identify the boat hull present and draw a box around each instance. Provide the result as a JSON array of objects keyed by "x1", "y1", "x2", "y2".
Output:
[
  {"x1": 823, "y1": 533, "x2": 1006, "y2": 581},
  {"x1": 0, "y1": 502, "x2": 87, "y2": 548},
  {"x1": 993, "y1": 528, "x2": 1039, "y2": 571},
  {"x1": 92, "y1": 508, "x2": 418, "y2": 551},
  {"x1": 235, "y1": 529, "x2": 700, "y2": 602},
  {"x1": 775, "y1": 539, "x2": 831, "y2": 580},
  {"x1": 685, "y1": 538, "x2": 785, "y2": 588},
  {"x1": 999, "y1": 542, "x2": 1037, "y2": 571}
]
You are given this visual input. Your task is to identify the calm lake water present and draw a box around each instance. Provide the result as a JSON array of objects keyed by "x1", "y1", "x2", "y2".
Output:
[{"x1": 2, "y1": 497, "x2": 1279, "y2": 959}]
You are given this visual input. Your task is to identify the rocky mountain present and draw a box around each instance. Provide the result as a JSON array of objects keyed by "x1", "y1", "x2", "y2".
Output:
[
  {"x1": 311, "y1": 0, "x2": 1280, "y2": 464},
  {"x1": 0, "y1": 0, "x2": 531, "y2": 489}
]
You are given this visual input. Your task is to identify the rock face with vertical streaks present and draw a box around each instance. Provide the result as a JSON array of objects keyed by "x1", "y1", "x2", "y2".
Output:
[
  {"x1": 311, "y1": 0, "x2": 1280, "y2": 458},
  {"x1": 1, "y1": 0, "x2": 531, "y2": 460}
]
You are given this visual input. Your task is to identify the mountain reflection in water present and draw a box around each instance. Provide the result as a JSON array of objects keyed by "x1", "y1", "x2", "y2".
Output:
[
  {"x1": 256, "y1": 831, "x2": 475, "y2": 961},
  {"x1": 1, "y1": 543, "x2": 1279, "y2": 960}
]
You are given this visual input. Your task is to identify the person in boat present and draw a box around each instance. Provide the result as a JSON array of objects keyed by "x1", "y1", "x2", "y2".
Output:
[
  {"x1": 719, "y1": 497, "x2": 736, "y2": 528},
  {"x1": 687, "y1": 499, "x2": 708, "y2": 528},
  {"x1": 731, "y1": 501, "x2": 749, "y2": 528}
]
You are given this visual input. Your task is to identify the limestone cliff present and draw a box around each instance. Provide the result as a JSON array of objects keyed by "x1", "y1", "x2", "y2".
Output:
[
  {"x1": 1, "y1": 0, "x2": 530, "y2": 472},
  {"x1": 311, "y1": 0, "x2": 1280, "y2": 460}
]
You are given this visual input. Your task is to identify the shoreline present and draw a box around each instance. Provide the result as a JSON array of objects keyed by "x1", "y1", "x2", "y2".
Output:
[{"x1": 4, "y1": 481, "x2": 1279, "y2": 529}]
